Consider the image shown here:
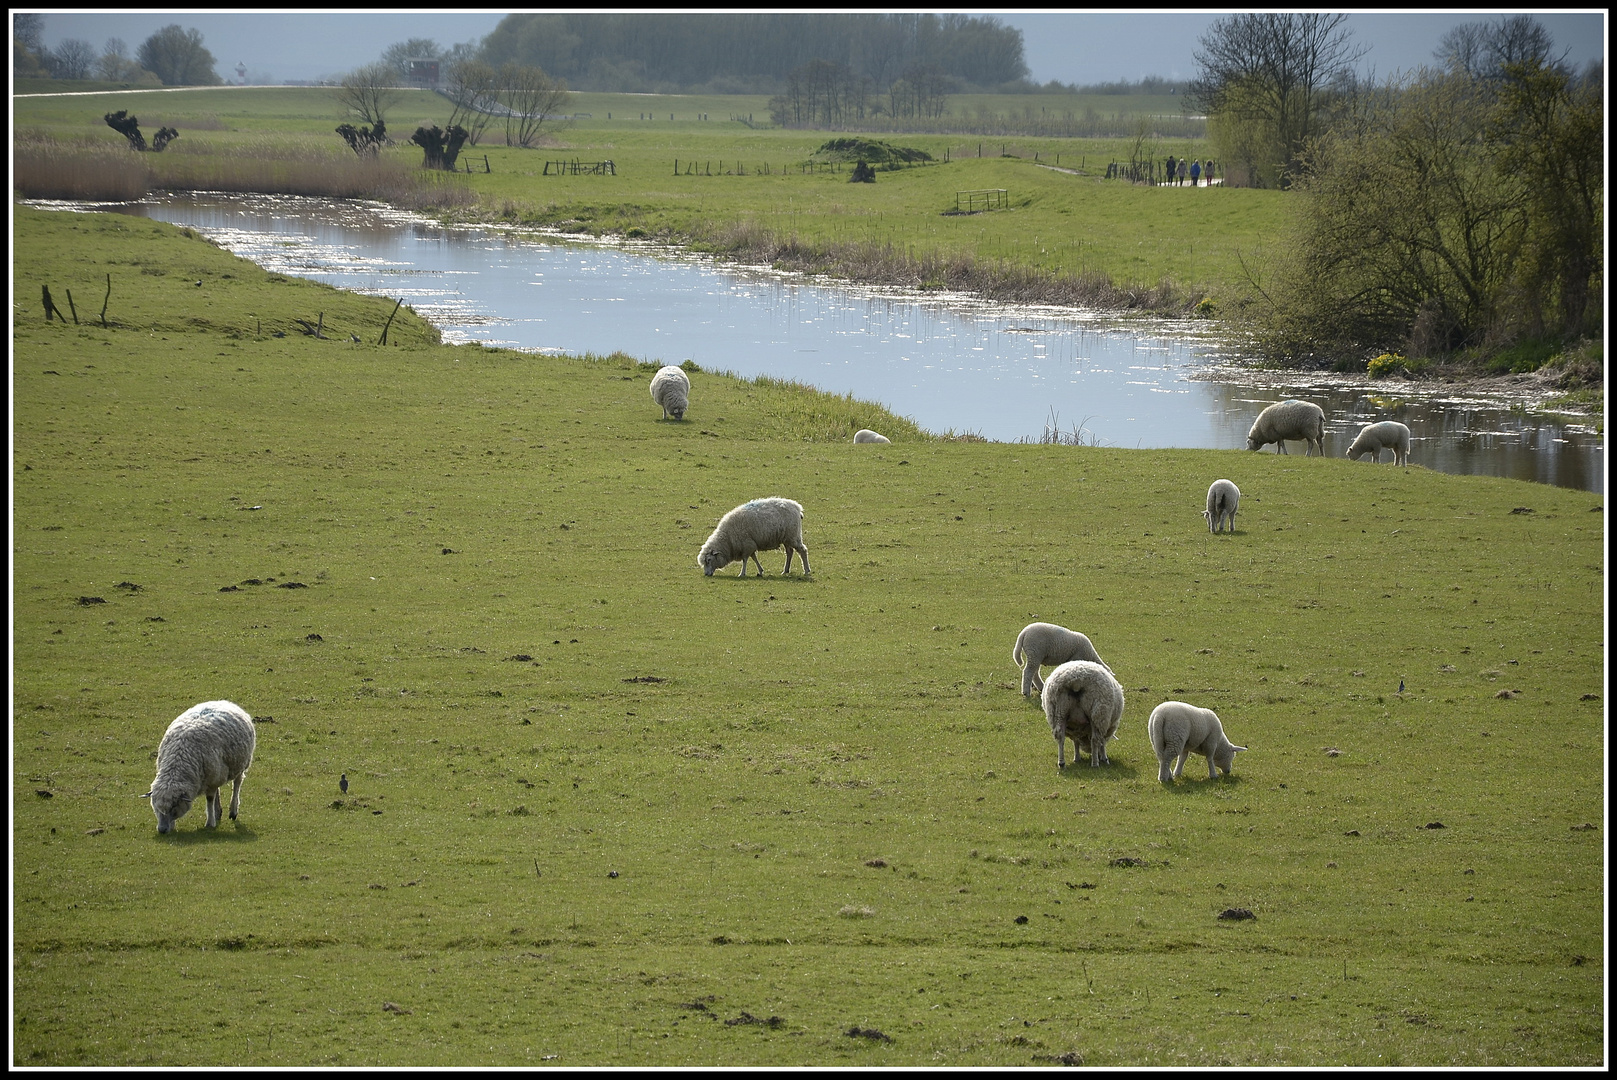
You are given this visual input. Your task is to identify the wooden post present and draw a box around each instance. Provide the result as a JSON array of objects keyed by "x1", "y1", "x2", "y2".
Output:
[
  {"x1": 316, "y1": 312, "x2": 324, "y2": 339},
  {"x1": 100, "y1": 274, "x2": 110, "y2": 327},
  {"x1": 64, "y1": 289, "x2": 79, "y2": 324},
  {"x1": 378, "y1": 298, "x2": 403, "y2": 345}
]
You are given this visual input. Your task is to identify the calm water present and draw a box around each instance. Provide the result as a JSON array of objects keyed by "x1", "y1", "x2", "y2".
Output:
[{"x1": 86, "y1": 192, "x2": 1603, "y2": 492}]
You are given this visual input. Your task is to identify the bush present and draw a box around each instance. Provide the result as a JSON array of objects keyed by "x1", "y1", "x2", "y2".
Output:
[{"x1": 1367, "y1": 353, "x2": 1407, "y2": 378}]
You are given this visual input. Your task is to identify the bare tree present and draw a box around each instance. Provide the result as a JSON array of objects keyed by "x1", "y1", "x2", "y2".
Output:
[
  {"x1": 335, "y1": 62, "x2": 401, "y2": 127},
  {"x1": 48, "y1": 38, "x2": 97, "y2": 80},
  {"x1": 443, "y1": 58, "x2": 500, "y2": 146},
  {"x1": 1188, "y1": 13, "x2": 1366, "y2": 188},
  {"x1": 1436, "y1": 15, "x2": 1560, "y2": 82},
  {"x1": 501, "y1": 63, "x2": 571, "y2": 148},
  {"x1": 381, "y1": 38, "x2": 441, "y2": 80}
]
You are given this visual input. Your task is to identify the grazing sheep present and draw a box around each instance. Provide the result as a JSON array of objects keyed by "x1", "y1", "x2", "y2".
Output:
[
  {"x1": 1013, "y1": 622, "x2": 1111, "y2": 697},
  {"x1": 1203, "y1": 478, "x2": 1240, "y2": 534},
  {"x1": 650, "y1": 365, "x2": 691, "y2": 420},
  {"x1": 1147, "y1": 701, "x2": 1246, "y2": 783},
  {"x1": 698, "y1": 497, "x2": 810, "y2": 577},
  {"x1": 1346, "y1": 420, "x2": 1411, "y2": 466},
  {"x1": 1246, "y1": 399, "x2": 1325, "y2": 456},
  {"x1": 853, "y1": 429, "x2": 890, "y2": 444},
  {"x1": 143, "y1": 700, "x2": 257, "y2": 833},
  {"x1": 1040, "y1": 660, "x2": 1125, "y2": 770}
]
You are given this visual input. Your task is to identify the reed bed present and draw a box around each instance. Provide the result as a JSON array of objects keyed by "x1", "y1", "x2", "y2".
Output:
[
  {"x1": 12, "y1": 139, "x2": 475, "y2": 210},
  {"x1": 696, "y1": 218, "x2": 1190, "y2": 313}
]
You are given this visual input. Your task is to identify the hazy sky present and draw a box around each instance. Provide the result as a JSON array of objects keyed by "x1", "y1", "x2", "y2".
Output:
[{"x1": 28, "y1": 9, "x2": 1607, "y2": 87}]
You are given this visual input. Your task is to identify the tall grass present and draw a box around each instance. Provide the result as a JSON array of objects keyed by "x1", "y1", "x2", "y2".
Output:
[
  {"x1": 696, "y1": 218, "x2": 1192, "y2": 312},
  {"x1": 11, "y1": 137, "x2": 476, "y2": 210}
]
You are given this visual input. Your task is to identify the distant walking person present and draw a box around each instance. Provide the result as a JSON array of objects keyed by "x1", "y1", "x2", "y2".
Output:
[
  {"x1": 1165, "y1": 155, "x2": 1175, "y2": 187},
  {"x1": 1190, "y1": 159, "x2": 1202, "y2": 186},
  {"x1": 1178, "y1": 158, "x2": 1189, "y2": 185}
]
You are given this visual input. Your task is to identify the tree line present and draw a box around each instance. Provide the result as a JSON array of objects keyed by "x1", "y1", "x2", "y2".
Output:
[
  {"x1": 476, "y1": 12, "x2": 1026, "y2": 93},
  {"x1": 13, "y1": 15, "x2": 222, "y2": 87},
  {"x1": 1197, "y1": 14, "x2": 1603, "y2": 363}
]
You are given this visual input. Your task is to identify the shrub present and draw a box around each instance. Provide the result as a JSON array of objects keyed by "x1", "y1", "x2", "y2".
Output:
[{"x1": 1367, "y1": 353, "x2": 1407, "y2": 378}]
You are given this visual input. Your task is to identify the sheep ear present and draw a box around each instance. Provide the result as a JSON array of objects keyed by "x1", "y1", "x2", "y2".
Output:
[
  {"x1": 138, "y1": 791, "x2": 153, "y2": 799},
  {"x1": 1231, "y1": 744, "x2": 1248, "y2": 753}
]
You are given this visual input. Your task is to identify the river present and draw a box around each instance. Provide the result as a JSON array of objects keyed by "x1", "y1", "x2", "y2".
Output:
[{"x1": 60, "y1": 192, "x2": 1604, "y2": 492}]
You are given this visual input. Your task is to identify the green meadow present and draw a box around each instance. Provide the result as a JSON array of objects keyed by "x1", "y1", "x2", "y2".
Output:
[
  {"x1": 13, "y1": 85, "x2": 1280, "y2": 304},
  {"x1": 10, "y1": 203, "x2": 1606, "y2": 1065}
]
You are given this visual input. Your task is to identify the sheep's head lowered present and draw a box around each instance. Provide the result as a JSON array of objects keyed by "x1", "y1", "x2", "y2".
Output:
[{"x1": 144, "y1": 783, "x2": 194, "y2": 833}]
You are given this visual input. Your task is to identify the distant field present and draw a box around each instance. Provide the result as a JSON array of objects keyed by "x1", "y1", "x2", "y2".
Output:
[
  {"x1": 9, "y1": 201, "x2": 1605, "y2": 1067},
  {"x1": 12, "y1": 85, "x2": 1278, "y2": 303}
]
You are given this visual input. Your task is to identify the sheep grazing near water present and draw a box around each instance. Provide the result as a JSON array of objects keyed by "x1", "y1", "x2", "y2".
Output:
[
  {"x1": 1246, "y1": 399, "x2": 1325, "y2": 456},
  {"x1": 1203, "y1": 478, "x2": 1240, "y2": 534},
  {"x1": 698, "y1": 497, "x2": 810, "y2": 577},
  {"x1": 1147, "y1": 701, "x2": 1246, "y2": 784},
  {"x1": 143, "y1": 700, "x2": 257, "y2": 833},
  {"x1": 1346, "y1": 420, "x2": 1411, "y2": 466},
  {"x1": 853, "y1": 429, "x2": 890, "y2": 444},
  {"x1": 1013, "y1": 622, "x2": 1111, "y2": 697},
  {"x1": 650, "y1": 365, "x2": 691, "y2": 420},
  {"x1": 1040, "y1": 660, "x2": 1125, "y2": 770}
]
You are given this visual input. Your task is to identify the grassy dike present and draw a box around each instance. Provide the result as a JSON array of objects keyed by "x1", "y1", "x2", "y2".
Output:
[{"x1": 11, "y1": 204, "x2": 1606, "y2": 1066}]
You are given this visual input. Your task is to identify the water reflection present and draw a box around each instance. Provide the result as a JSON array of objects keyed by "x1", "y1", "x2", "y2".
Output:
[{"x1": 75, "y1": 192, "x2": 1603, "y2": 492}]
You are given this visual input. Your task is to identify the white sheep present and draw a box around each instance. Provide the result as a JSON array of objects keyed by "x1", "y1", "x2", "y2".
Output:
[
  {"x1": 853, "y1": 429, "x2": 890, "y2": 444},
  {"x1": 1147, "y1": 701, "x2": 1246, "y2": 783},
  {"x1": 1346, "y1": 420, "x2": 1411, "y2": 466},
  {"x1": 1040, "y1": 660, "x2": 1125, "y2": 770},
  {"x1": 1013, "y1": 622, "x2": 1111, "y2": 697},
  {"x1": 698, "y1": 497, "x2": 810, "y2": 577},
  {"x1": 142, "y1": 700, "x2": 257, "y2": 833},
  {"x1": 1246, "y1": 399, "x2": 1325, "y2": 456},
  {"x1": 650, "y1": 364, "x2": 691, "y2": 420},
  {"x1": 1203, "y1": 478, "x2": 1240, "y2": 534}
]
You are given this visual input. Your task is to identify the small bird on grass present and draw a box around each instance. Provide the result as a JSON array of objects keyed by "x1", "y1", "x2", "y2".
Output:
[
  {"x1": 1398, "y1": 679, "x2": 1405, "y2": 694},
  {"x1": 340, "y1": 773, "x2": 349, "y2": 794}
]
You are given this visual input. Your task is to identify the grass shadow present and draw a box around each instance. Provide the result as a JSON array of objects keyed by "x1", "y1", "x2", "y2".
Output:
[{"x1": 155, "y1": 823, "x2": 260, "y2": 844}]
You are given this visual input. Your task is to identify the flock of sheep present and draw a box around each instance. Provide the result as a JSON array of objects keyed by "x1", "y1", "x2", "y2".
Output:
[{"x1": 141, "y1": 385, "x2": 1411, "y2": 830}]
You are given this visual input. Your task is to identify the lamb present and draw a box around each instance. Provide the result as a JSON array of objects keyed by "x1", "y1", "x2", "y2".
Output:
[
  {"x1": 650, "y1": 364, "x2": 691, "y2": 420},
  {"x1": 698, "y1": 497, "x2": 810, "y2": 577},
  {"x1": 1040, "y1": 660, "x2": 1125, "y2": 770},
  {"x1": 1346, "y1": 420, "x2": 1411, "y2": 466},
  {"x1": 1203, "y1": 478, "x2": 1240, "y2": 534},
  {"x1": 1147, "y1": 701, "x2": 1246, "y2": 783},
  {"x1": 853, "y1": 429, "x2": 890, "y2": 444},
  {"x1": 142, "y1": 700, "x2": 257, "y2": 833},
  {"x1": 1013, "y1": 622, "x2": 1111, "y2": 697},
  {"x1": 1246, "y1": 399, "x2": 1325, "y2": 456}
]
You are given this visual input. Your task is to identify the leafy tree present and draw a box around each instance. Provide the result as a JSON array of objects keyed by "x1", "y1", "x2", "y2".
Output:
[
  {"x1": 500, "y1": 63, "x2": 571, "y2": 149},
  {"x1": 13, "y1": 12, "x2": 50, "y2": 77},
  {"x1": 136, "y1": 24, "x2": 221, "y2": 86},
  {"x1": 335, "y1": 62, "x2": 401, "y2": 127},
  {"x1": 1189, "y1": 13, "x2": 1365, "y2": 188},
  {"x1": 1489, "y1": 60, "x2": 1603, "y2": 337}
]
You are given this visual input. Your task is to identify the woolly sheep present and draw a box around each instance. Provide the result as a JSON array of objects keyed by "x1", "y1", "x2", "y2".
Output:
[
  {"x1": 143, "y1": 700, "x2": 257, "y2": 833},
  {"x1": 1147, "y1": 700, "x2": 1246, "y2": 783},
  {"x1": 1203, "y1": 478, "x2": 1240, "y2": 534},
  {"x1": 1040, "y1": 660, "x2": 1125, "y2": 770},
  {"x1": 853, "y1": 429, "x2": 890, "y2": 444},
  {"x1": 1346, "y1": 420, "x2": 1411, "y2": 466},
  {"x1": 698, "y1": 497, "x2": 810, "y2": 577},
  {"x1": 1013, "y1": 622, "x2": 1111, "y2": 697},
  {"x1": 650, "y1": 365, "x2": 691, "y2": 420},
  {"x1": 1246, "y1": 399, "x2": 1325, "y2": 456}
]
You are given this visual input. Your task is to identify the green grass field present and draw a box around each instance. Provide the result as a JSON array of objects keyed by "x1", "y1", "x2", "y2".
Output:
[
  {"x1": 9, "y1": 205, "x2": 1605, "y2": 1065},
  {"x1": 12, "y1": 85, "x2": 1281, "y2": 304}
]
